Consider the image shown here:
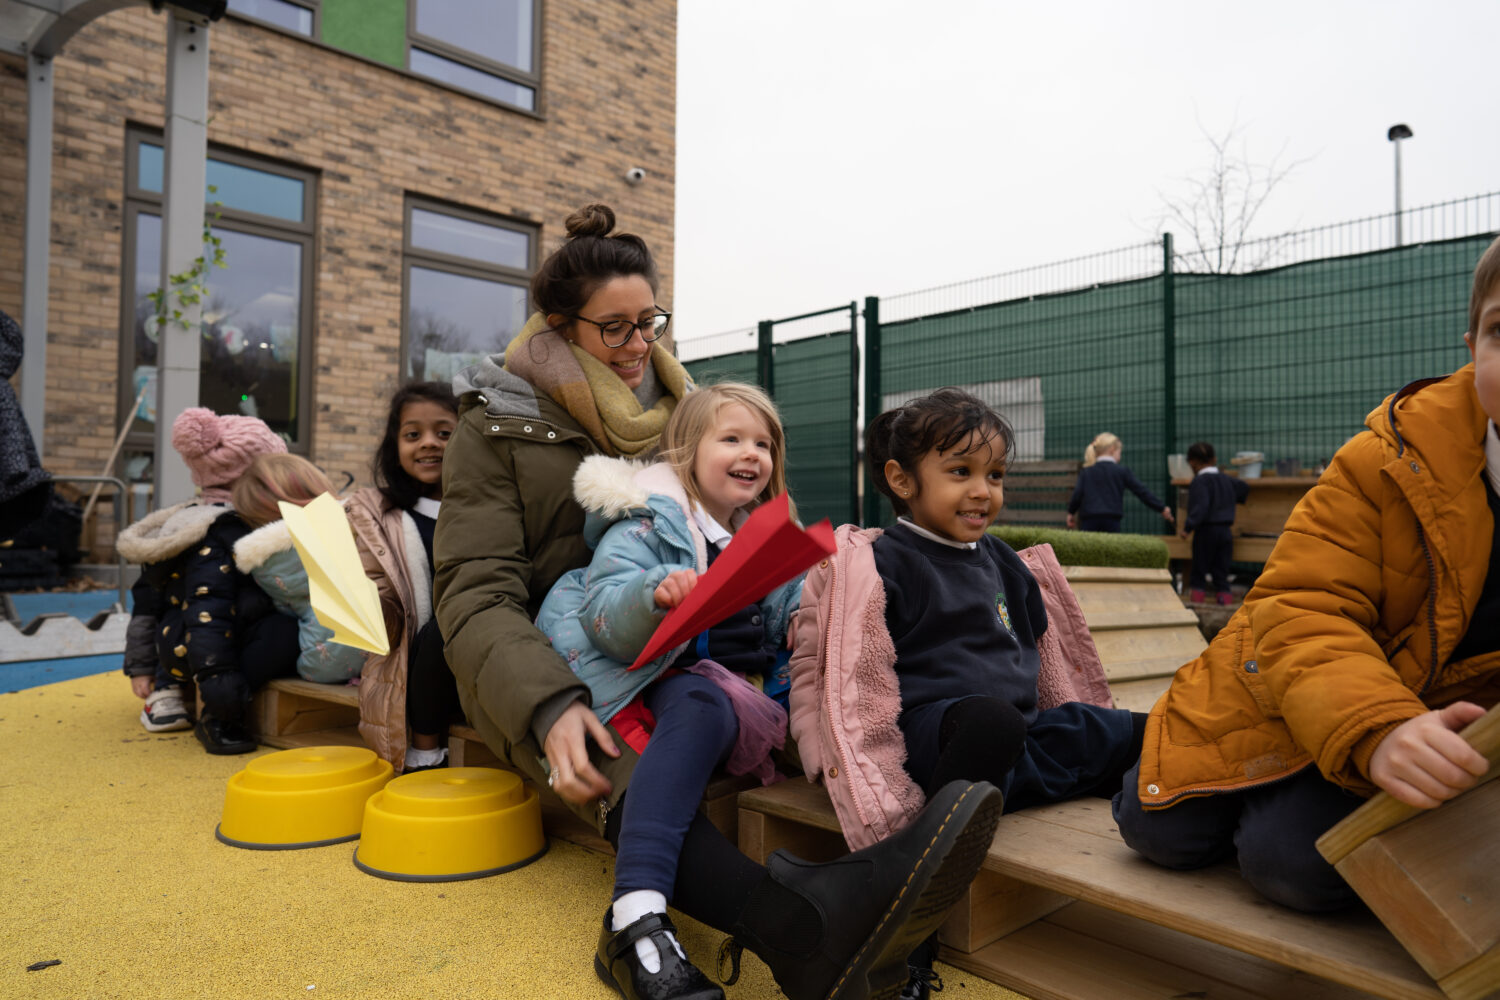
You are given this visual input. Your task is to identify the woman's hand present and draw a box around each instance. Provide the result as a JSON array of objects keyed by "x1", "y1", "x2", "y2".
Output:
[
  {"x1": 653, "y1": 569, "x2": 698, "y2": 609},
  {"x1": 1065, "y1": 513, "x2": 1077, "y2": 530},
  {"x1": 130, "y1": 675, "x2": 154, "y2": 699},
  {"x1": 542, "y1": 700, "x2": 620, "y2": 805},
  {"x1": 1369, "y1": 702, "x2": 1489, "y2": 808},
  {"x1": 1161, "y1": 506, "x2": 1175, "y2": 523}
]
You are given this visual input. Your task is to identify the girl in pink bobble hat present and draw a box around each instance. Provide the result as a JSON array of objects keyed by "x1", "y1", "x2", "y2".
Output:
[
  {"x1": 170, "y1": 407, "x2": 287, "y2": 504},
  {"x1": 116, "y1": 407, "x2": 298, "y2": 754}
]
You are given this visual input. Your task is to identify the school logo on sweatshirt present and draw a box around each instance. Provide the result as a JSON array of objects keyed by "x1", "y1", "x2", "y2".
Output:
[{"x1": 995, "y1": 592, "x2": 1014, "y2": 635}]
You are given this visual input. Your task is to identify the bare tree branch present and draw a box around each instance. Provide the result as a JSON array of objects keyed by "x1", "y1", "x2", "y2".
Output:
[{"x1": 1155, "y1": 117, "x2": 1310, "y2": 273}]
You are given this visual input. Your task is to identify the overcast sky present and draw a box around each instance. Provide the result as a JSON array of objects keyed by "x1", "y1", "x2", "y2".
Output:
[{"x1": 672, "y1": 0, "x2": 1500, "y2": 350}]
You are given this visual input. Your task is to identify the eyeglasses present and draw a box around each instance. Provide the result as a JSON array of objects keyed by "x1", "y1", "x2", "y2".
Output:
[{"x1": 570, "y1": 310, "x2": 671, "y2": 349}]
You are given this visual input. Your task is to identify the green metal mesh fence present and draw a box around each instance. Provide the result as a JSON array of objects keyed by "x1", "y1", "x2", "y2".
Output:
[
  {"x1": 1174, "y1": 235, "x2": 1486, "y2": 477},
  {"x1": 773, "y1": 331, "x2": 859, "y2": 527},
  {"x1": 677, "y1": 193, "x2": 1499, "y2": 538},
  {"x1": 879, "y1": 243, "x2": 1171, "y2": 534}
]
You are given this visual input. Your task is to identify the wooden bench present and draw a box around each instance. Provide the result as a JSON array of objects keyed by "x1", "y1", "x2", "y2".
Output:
[
  {"x1": 996, "y1": 460, "x2": 1079, "y2": 528},
  {"x1": 1316, "y1": 704, "x2": 1500, "y2": 1000},
  {"x1": 250, "y1": 677, "x2": 757, "y2": 850},
  {"x1": 738, "y1": 780, "x2": 1443, "y2": 1000}
]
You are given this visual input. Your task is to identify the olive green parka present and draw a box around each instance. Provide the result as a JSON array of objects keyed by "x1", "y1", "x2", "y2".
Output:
[{"x1": 434, "y1": 359, "x2": 642, "y2": 831}]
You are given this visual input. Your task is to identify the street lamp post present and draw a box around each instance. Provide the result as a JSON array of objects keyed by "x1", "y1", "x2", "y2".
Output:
[{"x1": 1387, "y1": 123, "x2": 1413, "y2": 246}]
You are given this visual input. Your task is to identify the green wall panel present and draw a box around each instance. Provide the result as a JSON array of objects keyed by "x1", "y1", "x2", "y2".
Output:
[{"x1": 322, "y1": 0, "x2": 407, "y2": 68}]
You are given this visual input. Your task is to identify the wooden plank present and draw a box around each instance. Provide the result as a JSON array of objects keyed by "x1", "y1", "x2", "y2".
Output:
[
  {"x1": 1333, "y1": 780, "x2": 1500, "y2": 982},
  {"x1": 1063, "y1": 566, "x2": 1173, "y2": 583},
  {"x1": 1010, "y1": 460, "x2": 1082, "y2": 474},
  {"x1": 1094, "y1": 654, "x2": 1190, "y2": 683},
  {"x1": 978, "y1": 803, "x2": 1442, "y2": 999},
  {"x1": 1318, "y1": 704, "x2": 1500, "y2": 863},
  {"x1": 1090, "y1": 627, "x2": 1206, "y2": 671},
  {"x1": 945, "y1": 901, "x2": 1404, "y2": 1000},
  {"x1": 939, "y1": 866, "x2": 1071, "y2": 952},
  {"x1": 1438, "y1": 948, "x2": 1500, "y2": 1000},
  {"x1": 1084, "y1": 607, "x2": 1201, "y2": 630},
  {"x1": 266, "y1": 677, "x2": 360, "y2": 707},
  {"x1": 739, "y1": 778, "x2": 844, "y2": 834},
  {"x1": 1107, "y1": 677, "x2": 1172, "y2": 712},
  {"x1": 1165, "y1": 535, "x2": 1279, "y2": 563},
  {"x1": 259, "y1": 726, "x2": 367, "y2": 751},
  {"x1": 1068, "y1": 582, "x2": 1192, "y2": 614}
]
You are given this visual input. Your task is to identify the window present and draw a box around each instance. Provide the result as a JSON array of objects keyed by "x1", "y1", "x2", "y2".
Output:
[
  {"x1": 121, "y1": 129, "x2": 317, "y2": 456},
  {"x1": 403, "y1": 200, "x2": 536, "y2": 383},
  {"x1": 225, "y1": 0, "x2": 317, "y2": 36},
  {"x1": 407, "y1": 0, "x2": 539, "y2": 111}
]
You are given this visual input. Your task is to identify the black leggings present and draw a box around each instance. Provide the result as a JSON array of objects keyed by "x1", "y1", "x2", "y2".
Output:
[
  {"x1": 406, "y1": 617, "x2": 462, "y2": 735},
  {"x1": 197, "y1": 612, "x2": 299, "y2": 723}
]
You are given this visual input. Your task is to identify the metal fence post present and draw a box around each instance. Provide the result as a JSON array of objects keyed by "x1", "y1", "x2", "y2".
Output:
[
  {"x1": 862, "y1": 295, "x2": 882, "y2": 527},
  {"x1": 846, "y1": 301, "x2": 860, "y2": 524},
  {"x1": 1161, "y1": 233, "x2": 1177, "y2": 506},
  {"x1": 756, "y1": 319, "x2": 774, "y2": 395}
]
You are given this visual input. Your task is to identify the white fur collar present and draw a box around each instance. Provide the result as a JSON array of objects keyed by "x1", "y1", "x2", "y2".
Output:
[
  {"x1": 232, "y1": 519, "x2": 293, "y2": 572},
  {"x1": 116, "y1": 502, "x2": 236, "y2": 563},
  {"x1": 571, "y1": 455, "x2": 693, "y2": 518}
]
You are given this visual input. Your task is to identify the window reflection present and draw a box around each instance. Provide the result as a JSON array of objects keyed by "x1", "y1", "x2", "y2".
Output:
[
  {"x1": 407, "y1": 266, "x2": 527, "y2": 382},
  {"x1": 132, "y1": 214, "x2": 303, "y2": 442},
  {"x1": 408, "y1": 48, "x2": 535, "y2": 110},
  {"x1": 414, "y1": 0, "x2": 532, "y2": 72},
  {"x1": 226, "y1": 0, "x2": 313, "y2": 35}
]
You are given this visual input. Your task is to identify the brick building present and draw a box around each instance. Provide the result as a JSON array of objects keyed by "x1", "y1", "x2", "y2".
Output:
[{"x1": 2, "y1": 0, "x2": 676, "y2": 541}]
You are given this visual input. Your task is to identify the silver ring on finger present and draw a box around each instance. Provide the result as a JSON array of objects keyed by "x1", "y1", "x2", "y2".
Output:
[{"x1": 548, "y1": 768, "x2": 559, "y2": 788}]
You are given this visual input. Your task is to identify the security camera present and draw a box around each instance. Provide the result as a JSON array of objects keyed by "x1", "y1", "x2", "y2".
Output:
[{"x1": 624, "y1": 167, "x2": 647, "y2": 185}]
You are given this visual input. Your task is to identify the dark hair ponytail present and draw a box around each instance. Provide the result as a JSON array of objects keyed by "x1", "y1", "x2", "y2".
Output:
[
  {"x1": 374, "y1": 381, "x2": 459, "y2": 510},
  {"x1": 531, "y1": 204, "x2": 659, "y2": 320},
  {"x1": 865, "y1": 388, "x2": 1014, "y2": 517}
]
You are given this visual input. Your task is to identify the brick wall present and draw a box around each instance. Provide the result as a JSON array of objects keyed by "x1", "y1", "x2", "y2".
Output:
[{"x1": 1, "y1": 1, "x2": 676, "y2": 530}]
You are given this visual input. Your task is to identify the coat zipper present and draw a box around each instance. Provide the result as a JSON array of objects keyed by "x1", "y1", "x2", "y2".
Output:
[{"x1": 821, "y1": 555, "x2": 872, "y2": 828}]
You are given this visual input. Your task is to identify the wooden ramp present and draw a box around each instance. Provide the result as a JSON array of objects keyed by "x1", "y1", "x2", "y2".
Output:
[
  {"x1": 739, "y1": 779, "x2": 1443, "y2": 1000},
  {"x1": 1064, "y1": 565, "x2": 1205, "y2": 712}
]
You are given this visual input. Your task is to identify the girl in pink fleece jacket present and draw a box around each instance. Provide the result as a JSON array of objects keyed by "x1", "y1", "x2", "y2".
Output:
[{"x1": 789, "y1": 388, "x2": 1144, "y2": 998}]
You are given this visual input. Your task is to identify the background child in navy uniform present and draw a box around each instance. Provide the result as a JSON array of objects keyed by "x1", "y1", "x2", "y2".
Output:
[
  {"x1": 1066, "y1": 431, "x2": 1175, "y2": 533},
  {"x1": 1178, "y1": 441, "x2": 1249, "y2": 605}
]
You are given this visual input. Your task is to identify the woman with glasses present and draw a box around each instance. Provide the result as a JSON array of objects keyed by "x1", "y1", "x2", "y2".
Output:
[{"x1": 435, "y1": 204, "x2": 1001, "y2": 1000}]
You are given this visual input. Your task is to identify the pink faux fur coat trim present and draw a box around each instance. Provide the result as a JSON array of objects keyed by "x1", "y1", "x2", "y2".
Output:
[{"x1": 787, "y1": 525, "x2": 1114, "y2": 850}]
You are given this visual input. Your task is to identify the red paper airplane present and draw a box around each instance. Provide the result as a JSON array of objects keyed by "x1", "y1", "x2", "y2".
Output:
[{"x1": 629, "y1": 493, "x2": 835, "y2": 669}]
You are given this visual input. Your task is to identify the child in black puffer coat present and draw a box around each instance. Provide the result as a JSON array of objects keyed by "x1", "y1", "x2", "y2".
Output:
[{"x1": 117, "y1": 408, "x2": 299, "y2": 754}]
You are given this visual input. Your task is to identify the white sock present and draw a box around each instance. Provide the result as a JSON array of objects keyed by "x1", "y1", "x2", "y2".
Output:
[
  {"x1": 611, "y1": 890, "x2": 683, "y2": 974},
  {"x1": 404, "y1": 745, "x2": 447, "y2": 768}
]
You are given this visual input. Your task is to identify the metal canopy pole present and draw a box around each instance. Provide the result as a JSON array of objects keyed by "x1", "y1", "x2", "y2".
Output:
[
  {"x1": 20, "y1": 51, "x2": 54, "y2": 456},
  {"x1": 153, "y1": 12, "x2": 211, "y2": 507}
]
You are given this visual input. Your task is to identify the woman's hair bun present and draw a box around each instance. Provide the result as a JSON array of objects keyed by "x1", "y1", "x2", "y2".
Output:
[{"x1": 565, "y1": 204, "x2": 615, "y2": 239}]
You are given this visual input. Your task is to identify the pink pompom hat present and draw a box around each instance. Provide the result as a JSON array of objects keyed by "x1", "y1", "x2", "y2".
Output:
[{"x1": 170, "y1": 407, "x2": 287, "y2": 504}]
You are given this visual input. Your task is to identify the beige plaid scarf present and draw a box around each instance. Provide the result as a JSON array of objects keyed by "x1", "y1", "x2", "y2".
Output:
[{"x1": 504, "y1": 313, "x2": 692, "y2": 458}]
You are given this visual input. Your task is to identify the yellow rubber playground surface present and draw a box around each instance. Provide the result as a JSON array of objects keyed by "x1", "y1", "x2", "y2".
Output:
[{"x1": 0, "y1": 671, "x2": 1029, "y2": 1000}]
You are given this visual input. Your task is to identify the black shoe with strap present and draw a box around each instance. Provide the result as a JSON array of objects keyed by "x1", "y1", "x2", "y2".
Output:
[
  {"x1": 724, "y1": 779, "x2": 1003, "y2": 1000},
  {"x1": 194, "y1": 715, "x2": 257, "y2": 755},
  {"x1": 595, "y1": 910, "x2": 724, "y2": 1000}
]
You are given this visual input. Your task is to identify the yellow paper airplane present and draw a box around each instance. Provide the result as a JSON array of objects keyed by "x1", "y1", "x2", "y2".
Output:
[{"x1": 278, "y1": 493, "x2": 389, "y2": 655}]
